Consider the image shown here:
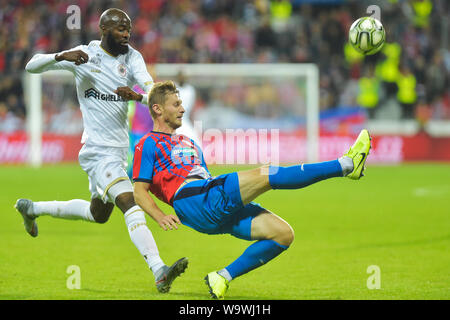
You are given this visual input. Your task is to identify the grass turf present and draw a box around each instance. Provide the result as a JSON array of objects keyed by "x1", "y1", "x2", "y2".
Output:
[{"x1": 0, "y1": 163, "x2": 449, "y2": 300}]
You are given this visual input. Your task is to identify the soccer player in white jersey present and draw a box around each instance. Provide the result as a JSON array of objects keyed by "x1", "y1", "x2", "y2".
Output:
[{"x1": 14, "y1": 8, "x2": 187, "y2": 293}]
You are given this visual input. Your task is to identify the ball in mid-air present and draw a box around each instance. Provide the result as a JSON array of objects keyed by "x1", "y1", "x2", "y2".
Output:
[{"x1": 349, "y1": 17, "x2": 386, "y2": 55}]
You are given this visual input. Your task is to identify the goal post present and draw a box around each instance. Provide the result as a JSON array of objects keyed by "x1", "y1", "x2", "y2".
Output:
[
  {"x1": 23, "y1": 72, "x2": 42, "y2": 167},
  {"x1": 23, "y1": 69, "x2": 75, "y2": 167},
  {"x1": 23, "y1": 63, "x2": 319, "y2": 166}
]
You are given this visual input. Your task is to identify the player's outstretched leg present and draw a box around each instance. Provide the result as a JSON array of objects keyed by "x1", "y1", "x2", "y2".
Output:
[
  {"x1": 267, "y1": 129, "x2": 371, "y2": 190},
  {"x1": 15, "y1": 199, "x2": 38, "y2": 237},
  {"x1": 13, "y1": 198, "x2": 104, "y2": 237},
  {"x1": 237, "y1": 130, "x2": 372, "y2": 206},
  {"x1": 204, "y1": 239, "x2": 290, "y2": 299},
  {"x1": 15, "y1": 199, "x2": 98, "y2": 223},
  {"x1": 117, "y1": 191, "x2": 188, "y2": 293},
  {"x1": 205, "y1": 212, "x2": 294, "y2": 299}
]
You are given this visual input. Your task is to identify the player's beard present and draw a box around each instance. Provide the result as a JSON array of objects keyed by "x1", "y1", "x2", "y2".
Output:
[{"x1": 106, "y1": 32, "x2": 129, "y2": 55}]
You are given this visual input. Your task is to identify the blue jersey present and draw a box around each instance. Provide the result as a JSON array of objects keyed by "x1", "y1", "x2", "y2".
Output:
[{"x1": 133, "y1": 131, "x2": 210, "y2": 205}]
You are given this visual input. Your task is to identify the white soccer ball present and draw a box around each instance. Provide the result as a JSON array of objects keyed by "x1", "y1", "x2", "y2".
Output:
[{"x1": 349, "y1": 17, "x2": 386, "y2": 55}]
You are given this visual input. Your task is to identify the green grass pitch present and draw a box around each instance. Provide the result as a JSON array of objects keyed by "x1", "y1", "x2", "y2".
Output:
[{"x1": 0, "y1": 163, "x2": 449, "y2": 300}]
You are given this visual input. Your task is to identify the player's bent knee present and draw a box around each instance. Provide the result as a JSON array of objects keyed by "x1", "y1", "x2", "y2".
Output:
[
  {"x1": 108, "y1": 179, "x2": 135, "y2": 212},
  {"x1": 252, "y1": 212, "x2": 294, "y2": 246},
  {"x1": 273, "y1": 221, "x2": 295, "y2": 247},
  {"x1": 90, "y1": 199, "x2": 114, "y2": 224},
  {"x1": 115, "y1": 192, "x2": 136, "y2": 213},
  {"x1": 277, "y1": 224, "x2": 294, "y2": 247}
]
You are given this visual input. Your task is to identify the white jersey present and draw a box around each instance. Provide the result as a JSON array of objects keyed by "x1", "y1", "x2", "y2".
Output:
[
  {"x1": 178, "y1": 84, "x2": 196, "y2": 118},
  {"x1": 25, "y1": 40, "x2": 153, "y2": 147},
  {"x1": 176, "y1": 83, "x2": 201, "y2": 144}
]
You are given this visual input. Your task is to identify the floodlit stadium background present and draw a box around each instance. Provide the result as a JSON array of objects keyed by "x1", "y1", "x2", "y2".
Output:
[
  {"x1": 0, "y1": 0, "x2": 449, "y2": 300},
  {"x1": 1, "y1": 0, "x2": 449, "y2": 164}
]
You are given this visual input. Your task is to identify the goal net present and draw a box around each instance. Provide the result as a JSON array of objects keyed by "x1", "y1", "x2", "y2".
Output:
[{"x1": 154, "y1": 63, "x2": 319, "y2": 166}]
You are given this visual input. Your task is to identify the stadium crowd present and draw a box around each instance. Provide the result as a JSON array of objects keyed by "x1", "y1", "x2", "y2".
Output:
[{"x1": 0, "y1": 0, "x2": 449, "y2": 133}]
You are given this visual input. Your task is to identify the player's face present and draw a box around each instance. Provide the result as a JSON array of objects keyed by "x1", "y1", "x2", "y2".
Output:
[
  {"x1": 106, "y1": 20, "x2": 131, "y2": 54},
  {"x1": 163, "y1": 93, "x2": 185, "y2": 129}
]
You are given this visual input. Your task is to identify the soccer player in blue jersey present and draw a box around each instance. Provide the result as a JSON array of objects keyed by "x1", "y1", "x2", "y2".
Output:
[{"x1": 132, "y1": 81, "x2": 371, "y2": 299}]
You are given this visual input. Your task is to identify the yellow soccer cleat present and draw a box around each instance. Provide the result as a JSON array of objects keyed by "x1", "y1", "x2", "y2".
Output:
[
  {"x1": 204, "y1": 271, "x2": 229, "y2": 299},
  {"x1": 344, "y1": 129, "x2": 372, "y2": 180}
]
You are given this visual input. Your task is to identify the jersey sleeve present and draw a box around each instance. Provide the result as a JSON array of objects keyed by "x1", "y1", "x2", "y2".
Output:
[
  {"x1": 133, "y1": 137, "x2": 156, "y2": 183},
  {"x1": 130, "y1": 51, "x2": 154, "y2": 94},
  {"x1": 25, "y1": 45, "x2": 87, "y2": 74}
]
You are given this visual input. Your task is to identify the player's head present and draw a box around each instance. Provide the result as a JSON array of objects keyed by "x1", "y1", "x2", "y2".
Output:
[
  {"x1": 99, "y1": 8, "x2": 131, "y2": 55},
  {"x1": 148, "y1": 81, "x2": 184, "y2": 129},
  {"x1": 176, "y1": 71, "x2": 186, "y2": 86}
]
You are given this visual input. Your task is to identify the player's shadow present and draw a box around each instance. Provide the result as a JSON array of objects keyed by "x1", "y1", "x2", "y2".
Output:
[
  {"x1": 167, "y1": 291, "x2": 274, "y2": 300},
  {"x1": 162, "y1": 291, "x2": 209, "y2": 299},
  {"x1": 81, "y1": 288, "x2": 212, "y2": 300}
]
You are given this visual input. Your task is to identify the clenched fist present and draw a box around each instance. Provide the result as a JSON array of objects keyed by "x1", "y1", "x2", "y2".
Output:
[
  {"x1": 114, "y1": 86, "x2": 143, "y2": 101},
  {"x1": 55, "y1": 50, "x2": 89, "y2": 65}
]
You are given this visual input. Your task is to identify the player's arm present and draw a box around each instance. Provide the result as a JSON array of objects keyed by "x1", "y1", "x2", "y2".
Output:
[
  {"x1": 114, "y1": 51, "x2": 153, "y2": 104},
  {"x1": 134, "y1": 181, "x2": 181, "y2": 231},
  {"x1": 133, "y1": 139, "x2": 180, "y2": 231},
  {"x1": 25, "y1": 48, "x2": 88, "y2": 73},
  {"x1": 55, "y1": 50, "x2": 89, "y2": 65},
  {"x1": 114, "y1": 86, "x2": 146, "y2": 102}
]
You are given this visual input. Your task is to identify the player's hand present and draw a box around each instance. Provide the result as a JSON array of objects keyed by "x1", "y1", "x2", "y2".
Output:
[
  {"x1": 56, "y1": 50, "x2": 89, "y2": 65},
  {"x1": 114, "y1": 86, "x2": 143, "y2": 101},
  {"x1": 158, "y1": 214, "x2": 181, "y2": 231}
]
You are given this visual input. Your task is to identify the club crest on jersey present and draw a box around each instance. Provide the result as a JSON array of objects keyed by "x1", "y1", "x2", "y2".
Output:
[
  {"x1": 170, "y1": 136, "x2": 201, "y2": 165},
  {"x1": 118, "y1": 63, "x2": 127, "y2": 77},
  {"x1": 170, "y1": 146, "x2": 201, "y2": 165}
]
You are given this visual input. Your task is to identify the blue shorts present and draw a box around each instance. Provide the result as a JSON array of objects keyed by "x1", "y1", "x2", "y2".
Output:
[{"x1": 172, "y1": 172, "x2": 265, "y2": 240}]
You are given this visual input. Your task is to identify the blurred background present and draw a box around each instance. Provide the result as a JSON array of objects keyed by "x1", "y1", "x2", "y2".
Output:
[{"x1": 0, "y1": 0, "x2": 449, "y2": 164}]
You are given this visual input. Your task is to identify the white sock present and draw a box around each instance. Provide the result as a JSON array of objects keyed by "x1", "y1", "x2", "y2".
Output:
[
  {"x1": 124, "y1": 206, "x2": 165, "y2": 275},
  {"x1": 218, "y1": 268, "x2": 233, "y2": 282},
  {"x1": 32, "y1": 199, "x2": 95, "y2": 222},
  {"x1": 338, "y1": 156, "x2": 354, "y2": 176}
]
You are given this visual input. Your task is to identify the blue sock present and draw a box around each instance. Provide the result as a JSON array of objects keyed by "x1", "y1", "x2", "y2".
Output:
[
  {"x1": 224, "y1": 240, "x2": 288, "y2": 280},
  {"x1": 268, "y1": 160, "x2": 343, "y2": 190}
]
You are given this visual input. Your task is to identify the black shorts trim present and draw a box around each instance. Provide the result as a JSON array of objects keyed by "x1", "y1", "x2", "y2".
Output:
[
  {"x1": 133, "y1": 178, "x2": 152, "y2": 183},
  {"x1": 174, "y1": 178, "x2": 226, "y2": 201}
]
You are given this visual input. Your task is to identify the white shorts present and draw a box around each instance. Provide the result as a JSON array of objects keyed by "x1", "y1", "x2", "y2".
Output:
[{"x1": 78, "y1": 144, "x2": 133, "y2": 203}]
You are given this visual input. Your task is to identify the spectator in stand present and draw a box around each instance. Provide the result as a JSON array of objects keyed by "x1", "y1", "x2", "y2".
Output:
[
  {"x1": 357, "y1": 65, "x2": 380, "y2": 119},
  {"x1": 0, "y1": 0, "x2": 448, "y2": 133},
  {"x1": 396, "y1": 63, "x2": 418, "y2": 119}
]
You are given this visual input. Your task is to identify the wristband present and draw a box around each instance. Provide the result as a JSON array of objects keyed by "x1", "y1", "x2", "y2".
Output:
[{"x1": 141, "y1": 94, "x2": 149, "y2": 105}]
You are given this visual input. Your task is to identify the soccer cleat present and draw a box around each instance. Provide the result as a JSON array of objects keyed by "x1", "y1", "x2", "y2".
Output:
[
  {"x1": 204, "y1": 271, "x2": 229, "y2": 300},
  {"x1": 14, "y1": 199, "x2": 38, "y2": 237},
  {"x1": 155, "y1": 257, "x2": 188, "y2": 293},
  {"x1": 343, "y1": 129, "x2": 372, "y2": 180}
]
